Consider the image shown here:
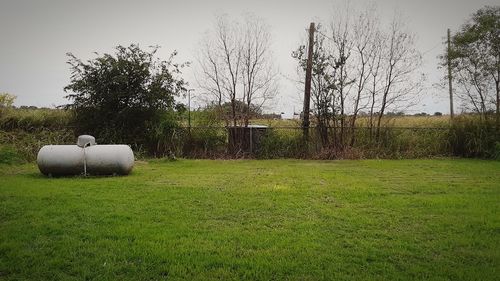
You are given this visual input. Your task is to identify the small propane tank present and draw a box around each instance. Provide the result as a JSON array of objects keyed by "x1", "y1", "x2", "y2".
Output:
[{"x1": 37, "y1": 135, "x2": 134, "y2": 176}]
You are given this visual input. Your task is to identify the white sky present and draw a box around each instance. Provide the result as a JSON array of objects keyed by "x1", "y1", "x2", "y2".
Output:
[{"x1": 0, "y1": 0, "x2": 498, "y2": 116}]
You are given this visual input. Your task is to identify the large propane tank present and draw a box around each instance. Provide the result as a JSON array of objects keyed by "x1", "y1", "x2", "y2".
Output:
[{"x1": 37, "y1": 135, "x2": 134, "y2": 176}]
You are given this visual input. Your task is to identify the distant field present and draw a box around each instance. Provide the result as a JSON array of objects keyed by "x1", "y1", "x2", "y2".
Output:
[
  {"x1": 0, "y1": 107, "x2": 451, "y2": 129},
  {"x1": 355, "y1": 115, "x2": 451, "y2": 128},
  {"x1": 250, "y1": 115, "x2": 451, "y2": 128},
  {"x1": 1, "y1": 159, "x2": 498, "y2": 280}
]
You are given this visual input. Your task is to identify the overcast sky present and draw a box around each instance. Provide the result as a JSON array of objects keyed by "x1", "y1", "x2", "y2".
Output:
[{"x1": 0, "y1": 0, "x2": 498, "y2": 115}]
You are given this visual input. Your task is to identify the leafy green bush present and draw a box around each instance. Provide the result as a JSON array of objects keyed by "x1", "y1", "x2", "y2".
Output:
[
  {"x1": 64, "y1": 44, "x2": 187, "y2": 151},
  {"x1": 183, "y1": 128, "x2": 227, "y2": 158},
  {"x1": 145, "y1": 111, "x2": 185, "y2": 157},
  {"x1": 257, "y1": 129, "x2": 304, "y2": 158},
  {"x1": 449, "y1": 116, "x2": 499, "y2": 158},
  {"x1": 180, "y1": 108, "x2": 227, "y2": 158},
  {"x1": 370, "y1": 127, "x2": 450, "y2": 158}
]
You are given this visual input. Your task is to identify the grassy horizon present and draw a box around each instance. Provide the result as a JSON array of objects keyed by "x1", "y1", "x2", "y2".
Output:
[
  {"x1": 0, "y1": 159, "x2": 499, "y2": 280},
  {"x1": 1, "y1": 107, "x2": 453, "y2": 129}
]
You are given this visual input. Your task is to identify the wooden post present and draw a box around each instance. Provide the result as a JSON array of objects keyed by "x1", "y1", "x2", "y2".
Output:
[
  {"x1": 188, "y1": 89, "x2": 194, "y2": 132},
  {"x1": 249, "y1": 127, "x2": 253, "y2": 153},
  {"x1": 188, "y1": 90, "x2": 191, "y2": 133},
  {"x1": 447, "y1": 28, "x2": 454, "y2": 120},
  {"x1": 303, "y1": 22, "x2": 315, "y2": 140}
]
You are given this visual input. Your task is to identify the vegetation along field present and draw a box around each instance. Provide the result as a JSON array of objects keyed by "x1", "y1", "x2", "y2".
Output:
[{"x1": 1, "y1": 159, "x2": 499, "y2": 280}]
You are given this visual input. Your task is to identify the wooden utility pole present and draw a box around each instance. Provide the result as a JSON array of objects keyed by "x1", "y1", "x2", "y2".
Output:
[
  {"x1": 188, "y1": 89, "x2": 192, "y2": 131},
  {"x1": 447, "y1": 28, "x2": 454, "y2": 119},
  {"x1": 187, "y1": 89, "x2": 194, "y2": 133},
  {"x1": 303, "y1": 22, "x2": 315, "y2": 140}
]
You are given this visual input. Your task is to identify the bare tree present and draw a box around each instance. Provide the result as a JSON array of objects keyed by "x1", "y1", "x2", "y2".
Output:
[
  {"x1": 197, "y1": 14, "x2": 278, "y2": 126},
  {"x1": 292, "y1": 5, "x2": 424, "y2": 149},
  {"x1": 375, "y1": 15, "x2": 424, "y2": 140},
  {"x1": 197, "y1": 15, "x2": 241, "y2": 125},
  {"x1": 367, "y1": 34, "x2": 383, "y2": 141},
  {"x1": 329, "y1": 8, "x2": 355, "y2": 147},
  {"x1": 349, "y1": 7, "x2": 379, "y2": 145},
  {"x1": 241, "y1": 14, "x2": 279, "y2": 126}
]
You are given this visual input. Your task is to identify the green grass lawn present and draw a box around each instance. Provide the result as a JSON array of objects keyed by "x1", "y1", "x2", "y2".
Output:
[{"x1": 0, "y1": 159, "x2": 499, "y2": 280}]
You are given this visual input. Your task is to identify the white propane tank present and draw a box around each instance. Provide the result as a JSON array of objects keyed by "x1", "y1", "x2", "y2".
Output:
[{"x1": 37, "y1": 136, "x2": 134, "y2": 176}]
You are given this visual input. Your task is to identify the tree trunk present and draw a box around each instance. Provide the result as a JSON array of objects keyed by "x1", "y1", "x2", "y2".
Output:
[
  {"x1": 496, "y1": 79, "x2": 499, "y2": 132},
  {"x1": 376, "y1": 93, "x2": 387, "y2": 142},
  {"x1": 369, "y1": 93, "x2": 375, "y2": 142},
  {"x1": 231, "y1": 98, "x2": 236, "y2": 127},
  {"x1": 339, "y1": 87, "x2": 345, "y2": 148},
  {"x1": 496, "y1": 64, "x2": 500, "y2": 132}
]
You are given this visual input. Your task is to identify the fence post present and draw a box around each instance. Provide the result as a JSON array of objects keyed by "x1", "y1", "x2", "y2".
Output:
[{"x1": 249, "y1": 127, "x2": 253, "y2": 154}]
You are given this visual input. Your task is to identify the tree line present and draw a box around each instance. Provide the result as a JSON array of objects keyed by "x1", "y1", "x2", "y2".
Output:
[
  {"x1": 6, "y1": 4, "x2": 492, "y2": 155},
  {"x1": 291, "y1": 5, "x2": 424, "y2": 148}
]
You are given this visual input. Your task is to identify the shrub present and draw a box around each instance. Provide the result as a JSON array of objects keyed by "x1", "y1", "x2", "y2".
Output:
[
  {"x1": 0, "y1": 129, "x2": 74, "y2": 162},
  {"x1": 257, "y1": 129, "x2": 304, "y2": 158},
  {"x1": 494, "y1": 142, "x2": 500, "y2": 160},
  {"x1": 0, "y1": 145, "x2": 24, "y2": 164},
  {"x1": 449, "y1": 115, "x2": 499, "y2": 158},
  {"x1": 64, "y1": 44, "x2": 188, "y2": 151},
  {"x1": 183, "y1": 128, "x2": 227, "y2": 158}
]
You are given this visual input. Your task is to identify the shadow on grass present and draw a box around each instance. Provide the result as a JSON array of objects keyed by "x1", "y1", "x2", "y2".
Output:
[{"x1": 27, "y1": 172, "x2": 134, "y2": 179}]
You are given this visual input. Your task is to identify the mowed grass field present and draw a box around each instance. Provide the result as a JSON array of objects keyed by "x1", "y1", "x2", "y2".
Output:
[{"x1": 0, "y1": 159, "x2": 499, "y2": 280}]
